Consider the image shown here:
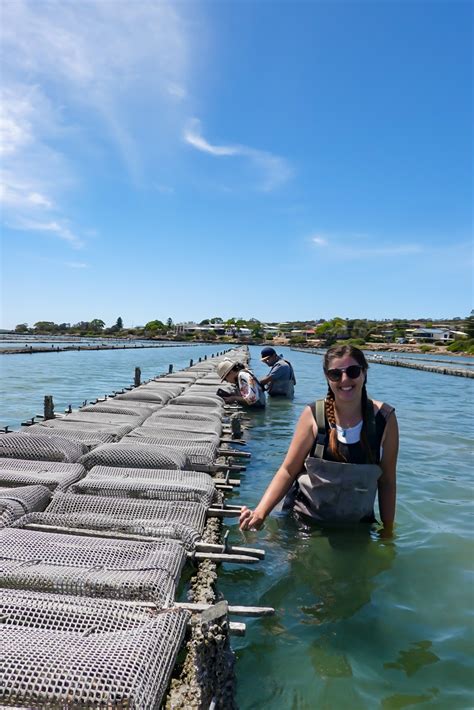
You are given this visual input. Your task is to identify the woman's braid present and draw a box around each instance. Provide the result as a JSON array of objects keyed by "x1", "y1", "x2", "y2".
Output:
[{"x1": 324, "y1": 387, "x2": 346, "y2": 462}]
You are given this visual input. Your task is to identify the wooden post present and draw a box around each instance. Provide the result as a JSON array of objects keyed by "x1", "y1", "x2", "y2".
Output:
[
  {"x1": 44, "y1": 396, "x2": 54, "y2": 420},
  {"x1": 168, "y1": 364, "x2": 173, "y2": 374},
  {"x1": 190, "y1": 359, "x2": 193, "y2": 367},
  {"x1": 204, "y1": 355, "x2": 207, "y2": 360},
  {"x1": 199, "y1": 357, "x2": 202, "y2": 362},
  {"x1": 134, "y1": 367, "x2": 141, "y2": 387},
  {"x1": 230, "y1": 413, "x2": 243, "y2": 439}
]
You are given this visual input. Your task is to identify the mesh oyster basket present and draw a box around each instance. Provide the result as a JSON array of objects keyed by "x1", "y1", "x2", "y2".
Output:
[
  {"x1": 126, "y1": 427, "x2": 221, "y2": 445},
  {"x1": 114, "y1": 390, "x2": 173, "y2": 404},
  {"x1": 81, "y1": 402, "x2": 158, "y2": 416},
  {"x1": 0, "y1": 528, "x2": 186, "y2": 604},
  {"x1": 0, "y1": 468, "x2": 84, "y2": 492},
  {"x1": 0, "y1": 433, "x2": 87, "y2": 463},
  {"x1": 0, "y1": 459, "x2": 85, "y2": 491},
  {"x1": 63, "y1": 411, "x2": 147, "y2": 427},
  {"x1": 146, "y1": 414, "x2": 223, "y2": 435},
  {"x1": 18, "y1": 492, "x2": 208, "y2": 548},
  {"x1": 0, "y1": 485, "x2": 50, "y2": 527},
  {"x1": 30, "y1": 419, "x2": 134, "y2": 436},
  {"x1": 25, "y1": 423, "x2": 117, "y2": 446},
  {"x1": 79, "y1": 442, "x2": 190, "y2": 471},
  {"x1": 139, "y1": 383, "x2": 186, "y2": 395},
  {"x1": 0, "y1": 459, "x2": 86, "y2": 473},
  {"x1": 71, "y1": 466, "x2": 216, "y2": 506},
  {"x1": 120, "y1": 436, "x2": 218, "y2": 468},
  {"x1": 0, "y1": 588, "x2": 189, "y2": 710},
  {"x1": 169, "y1": 395, "x2": 224, "y2": 408},
  {"x1": 153, "y1": 407, "x2": 222, "y2": 423}
]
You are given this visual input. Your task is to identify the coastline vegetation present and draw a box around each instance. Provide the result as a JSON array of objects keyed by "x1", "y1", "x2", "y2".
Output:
[{"x1": 8, "y1": 313, "x2": 474, "y2": 354}]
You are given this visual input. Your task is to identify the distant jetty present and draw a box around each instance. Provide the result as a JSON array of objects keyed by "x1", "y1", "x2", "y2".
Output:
[
  {"x1": 291, "y1": 347, "x2": 474, "y2": 378},
  {"x1": 1, "y1": 342, "x2": 201, "y2": 355}
]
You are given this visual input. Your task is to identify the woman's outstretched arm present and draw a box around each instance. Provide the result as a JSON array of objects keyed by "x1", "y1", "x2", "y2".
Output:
[{"x1": 239, "y1": 406, "x2": 316, "y2": 530}]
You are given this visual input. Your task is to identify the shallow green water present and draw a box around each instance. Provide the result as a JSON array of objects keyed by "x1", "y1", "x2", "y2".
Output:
[
  {"x1": 1, "y1": 344, "x2": 473, "y2": 708},
  {"x1": 220, "y1": 346, "x2": 474, "y2": 710}
]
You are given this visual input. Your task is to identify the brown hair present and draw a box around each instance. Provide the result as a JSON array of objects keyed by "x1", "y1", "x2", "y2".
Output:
[{"x1": 322, "y1": 345, "x2": 373, "y2": 462}]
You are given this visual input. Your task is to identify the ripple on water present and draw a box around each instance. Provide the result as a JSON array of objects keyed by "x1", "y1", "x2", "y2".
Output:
[{"x1": 3, "y1": 344, "x2": 473, "y2": 709}]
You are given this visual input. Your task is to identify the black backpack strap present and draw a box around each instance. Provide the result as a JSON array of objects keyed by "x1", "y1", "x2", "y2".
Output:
[
  {"x1": 313, "y1": 398, "x2": 326, "y2": 459},
  {"x1": 365, "y1": 398, "x2": 379, "y2": 459}
]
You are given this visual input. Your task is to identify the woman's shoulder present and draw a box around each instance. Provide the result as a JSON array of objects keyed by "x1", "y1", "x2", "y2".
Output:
[{"x1": 371, "y1": 399, "x2": 395, "y2": 421}]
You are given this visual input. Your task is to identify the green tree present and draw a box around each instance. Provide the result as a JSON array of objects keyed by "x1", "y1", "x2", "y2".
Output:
[
  {"x1": 72, "y1": 321, "x2": 91, "y2": 333},
  {"x1": 251, "y1": 325, "x2": 264, "y2": 339},
  {"x1": 116, "y1": 316, "x2": 123, "y2": 330},
  {"x1": 166, "y1": 317, "x2": 174, "y2": 329},
  {"x1": 144, "y1": 320, "x2": 166, "y2": 333},
  {"x1": 15, "y1": 323, "x2": 29, "y2": 333},
  {"x1": 464, "y1": 315, "x2": 474, "y2": 338},
  {"x1": 33, "y1": 321, "x2": 57, "y2": 333},
  {"x1": 90, "y1": 319, "x2": 105, "y2": 333}
]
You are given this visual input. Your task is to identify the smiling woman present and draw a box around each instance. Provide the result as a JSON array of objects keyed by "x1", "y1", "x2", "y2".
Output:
[{"x1": 239, "y1": 344, "x2": 399, "y2": 532}]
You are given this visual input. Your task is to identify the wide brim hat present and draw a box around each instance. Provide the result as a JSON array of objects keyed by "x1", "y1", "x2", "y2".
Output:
[{"x1": 216, "y1": 359, "x2": 237, "y2": 381}]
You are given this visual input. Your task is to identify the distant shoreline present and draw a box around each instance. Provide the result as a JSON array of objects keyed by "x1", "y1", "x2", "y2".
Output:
[{"x1": 1, "y1": 335, "x2": 473, "y2": 357}]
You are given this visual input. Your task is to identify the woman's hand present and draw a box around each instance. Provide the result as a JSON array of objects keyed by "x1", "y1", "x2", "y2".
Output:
[{"x1": 239, "y1": 505, "x2": 265, "y2": 531}]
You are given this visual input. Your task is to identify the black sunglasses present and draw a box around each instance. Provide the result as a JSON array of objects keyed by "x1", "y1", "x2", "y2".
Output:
[{"x1": 326, "y1": 365, "x2": 363, "y2": 382}]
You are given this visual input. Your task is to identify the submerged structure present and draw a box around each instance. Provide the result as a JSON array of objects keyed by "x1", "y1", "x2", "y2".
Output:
[{"x1": 0, "y1": 347, "x2": 270, "y2": 708}]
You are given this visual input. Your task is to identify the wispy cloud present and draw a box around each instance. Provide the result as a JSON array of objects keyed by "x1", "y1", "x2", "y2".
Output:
[
  {"x1": 183, "y1": 118, "x2": 293, "y2": 192},
  {"x1": 15, "y1": 218, "x2": 84, "y2": 249},
  {"x1": 310, "y1": 232, "x2": 423, "y2": 258},
  {"x1": 0, "y1": 0, "x2": 192, "y2": 243},
  {"x1": 65, "y1": 261, "x2": 88, "y2": 269},
  {"x1": 311, "y1": 235, "x2": 328, "y2": 247}
]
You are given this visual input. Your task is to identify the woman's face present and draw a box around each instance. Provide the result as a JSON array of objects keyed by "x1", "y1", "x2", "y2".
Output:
[
  {"x1": 325, "y1": 355, "x2": 365, "y2": 405},
  {"x1": 225, "y1": 368, "x2": 239, "y2": 384}
]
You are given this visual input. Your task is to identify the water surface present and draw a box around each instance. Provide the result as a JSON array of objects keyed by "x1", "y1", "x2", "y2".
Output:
[
  {"x1": 1, "y1": 344, "x2": 472, "y2": 708},
  {"x1": 221, "y1": 346, "x2": 473, "y2": 709}
]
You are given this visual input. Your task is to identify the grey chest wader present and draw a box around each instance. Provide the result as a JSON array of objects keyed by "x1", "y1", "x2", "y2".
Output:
[{"x1": 293, "y1": 399, "x2": 383, "y2": 524}]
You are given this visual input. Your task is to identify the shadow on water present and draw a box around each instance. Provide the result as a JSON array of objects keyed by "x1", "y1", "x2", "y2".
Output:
[{"x1": 264, "y1": 515, "x2": 397, "y2": 628}]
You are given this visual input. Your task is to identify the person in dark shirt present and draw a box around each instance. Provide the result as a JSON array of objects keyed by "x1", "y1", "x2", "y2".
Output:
[{"x1": 259, "y1": 346, "x2": 296, "y2": 398}]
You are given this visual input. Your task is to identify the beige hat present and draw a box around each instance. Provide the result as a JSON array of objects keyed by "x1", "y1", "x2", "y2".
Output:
[{"x1": 216, "y1": 359, "x2": 237, "y2": 381}]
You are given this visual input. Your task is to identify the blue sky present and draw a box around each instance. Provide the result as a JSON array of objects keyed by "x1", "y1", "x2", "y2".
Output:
[{"x1": 0, "y1": 0, "x2": 472, "y2": 329}]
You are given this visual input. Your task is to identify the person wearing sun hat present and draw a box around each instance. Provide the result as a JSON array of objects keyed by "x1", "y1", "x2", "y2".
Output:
[
  {"x1": 259, "y1": 346, "x2": 296, "y2": 398},
  {"x1": 216, "y1": 359, "x2": 266, "y2": 408}
]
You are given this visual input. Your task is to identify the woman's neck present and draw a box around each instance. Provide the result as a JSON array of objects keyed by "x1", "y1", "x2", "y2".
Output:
[{"x1": 334, "y1": 400, "x2": 362, "y2": 427}]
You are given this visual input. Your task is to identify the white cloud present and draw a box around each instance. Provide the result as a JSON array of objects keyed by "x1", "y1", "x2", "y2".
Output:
[
  {"x1": 65, "y1": 261, "x2": 88, "y2": 269},
  {"x1": 0, "y1": 0, "x2": 193, "y2": 242},
  {"x1": 15, "y1": 218, "x2": 84, "y2": 248},
  {"x1": 167, "y1": 83, "x2": 187, "y2": 100},
  {"x1": 312, "y1": 235, "x2": 328, "y2": 246},
  {"x1": 184, "y1": 118, "x2": 239, "y2": 156},
  {"x1": 309, "y1": 232, "x2": 423, "y2": 258},
  {"x1": 1, "y1": 1, "x2": 191, "y2": 178},
  {"x1": 183, "y1": 118, "x2": 293, "y2": 191}
]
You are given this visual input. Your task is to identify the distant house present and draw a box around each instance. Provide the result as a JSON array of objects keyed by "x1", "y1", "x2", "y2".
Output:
[
  {"x1": 411, "y1": 328, "x2": 454, "y2": 342},
  {"x1": 263, "y1": 325, "x2": 280, "y2": 335}
]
